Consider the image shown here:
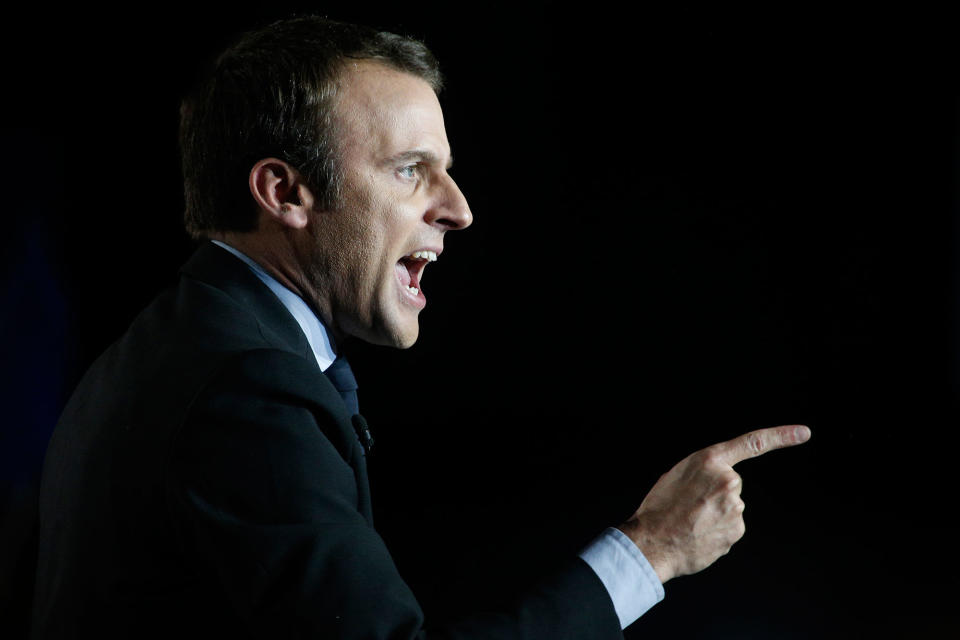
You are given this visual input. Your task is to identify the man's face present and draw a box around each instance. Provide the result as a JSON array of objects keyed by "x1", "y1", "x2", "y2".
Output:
[{"x1": 306, "y1": 60, "x2": 472, "y2": 348}]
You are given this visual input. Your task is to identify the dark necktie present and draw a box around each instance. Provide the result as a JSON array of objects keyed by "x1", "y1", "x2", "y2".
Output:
[
  {"x1": 325, "y1": 355, "x2": 359, "y2": 416},
  {"x1": 325, "y1": 356, "x2": 374, "y2": 454}
]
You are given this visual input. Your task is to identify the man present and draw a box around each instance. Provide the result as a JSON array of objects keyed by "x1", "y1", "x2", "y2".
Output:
[{"x1": 32, "y1": 16, "x2": 810, "y2": 638}]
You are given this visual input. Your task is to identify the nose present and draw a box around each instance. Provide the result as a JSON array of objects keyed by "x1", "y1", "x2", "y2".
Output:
[{"x1": 426, "y1": 173, "x2": 473, "y2": 231}]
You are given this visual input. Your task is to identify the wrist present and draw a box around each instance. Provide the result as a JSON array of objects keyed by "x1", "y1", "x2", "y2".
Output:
[{"x1": 617, "y1": 519, "x2": 675, "y2": 584}]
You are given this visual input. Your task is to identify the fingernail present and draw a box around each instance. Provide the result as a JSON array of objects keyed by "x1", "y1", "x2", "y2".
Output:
[{"x1": 795, "y1": 425, "x2": 811, "y2": 441}]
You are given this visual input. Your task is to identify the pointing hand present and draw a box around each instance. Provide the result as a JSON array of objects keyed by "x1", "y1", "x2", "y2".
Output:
[{"x1": 618, "y1": 425, "x2": 811, "y2": 583}]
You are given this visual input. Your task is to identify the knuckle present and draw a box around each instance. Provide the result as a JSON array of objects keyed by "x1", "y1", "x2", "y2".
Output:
[
  {"x1": 699, "y1": 448, "x2": 721, "y2": 467},
  {"x1": 724, "y1": 493, "x2": 743, "y2": 510},
  {"x1": 715, "y1": 470, "x2": 740, "y2": 495},
  {"x1": 748, "y1": 433, "x2": 765, "y2": 455}
]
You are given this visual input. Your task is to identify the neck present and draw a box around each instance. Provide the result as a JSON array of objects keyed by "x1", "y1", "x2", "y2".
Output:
[{"x1": 211, "y1": 229, "x2": 336, "y2": 338}]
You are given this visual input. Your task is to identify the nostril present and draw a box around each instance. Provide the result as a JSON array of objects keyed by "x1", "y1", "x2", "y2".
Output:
[{"x1": 441, "y1": 205, "x2": 472, "y2": 230}]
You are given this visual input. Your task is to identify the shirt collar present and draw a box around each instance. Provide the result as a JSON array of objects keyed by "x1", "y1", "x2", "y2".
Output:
[{"x1": 211, "y1": 240, "x2": 337, "y2": 371}]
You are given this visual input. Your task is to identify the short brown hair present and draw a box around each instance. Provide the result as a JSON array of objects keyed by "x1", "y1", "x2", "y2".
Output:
[{"x1": 179, "y1": 16, "x2": 443, "y2": 238}]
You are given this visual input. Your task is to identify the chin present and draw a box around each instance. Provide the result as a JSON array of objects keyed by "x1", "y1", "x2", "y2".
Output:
[
  {"x1": 389, "y1": 326, "x2": 420, "y2": 349},
  {"x1": 365, "y1": 319, "x2": 420, "y2": 349},
  {"x1": 379, "y1": 304, "x2": 422, "y2": 348}
]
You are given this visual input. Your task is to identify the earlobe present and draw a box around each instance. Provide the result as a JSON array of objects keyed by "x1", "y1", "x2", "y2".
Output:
[{"x1": 248, "y1": 158, "x2": 314, "y2": 230}]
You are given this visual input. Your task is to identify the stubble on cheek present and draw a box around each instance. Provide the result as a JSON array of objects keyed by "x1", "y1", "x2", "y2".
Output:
[{"x1": 308, "y1": 192, "x2": 381, "y2": 340}]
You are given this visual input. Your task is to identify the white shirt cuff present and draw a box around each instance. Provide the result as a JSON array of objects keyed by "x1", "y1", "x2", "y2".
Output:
[{"x1": 578, "y1": 527, "x2": 665, "y2": 629}]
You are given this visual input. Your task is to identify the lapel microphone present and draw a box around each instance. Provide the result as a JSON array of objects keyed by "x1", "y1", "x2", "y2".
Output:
[{"x1": 351, "y1": 414, "x2": 375, "y2": 455}]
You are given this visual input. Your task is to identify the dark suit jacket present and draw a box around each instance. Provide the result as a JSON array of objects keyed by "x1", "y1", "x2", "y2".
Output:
[{"x1": 32, "y1": 242, "x2": 623, "y2": 639}]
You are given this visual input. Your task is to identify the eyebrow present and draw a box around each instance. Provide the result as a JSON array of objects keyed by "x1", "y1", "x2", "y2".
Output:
[{"x1": 385, "y1": 149, "x2": 454, "y2": 170}]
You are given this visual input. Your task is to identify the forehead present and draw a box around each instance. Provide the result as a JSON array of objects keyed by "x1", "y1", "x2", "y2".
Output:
[{"x1": 333, "y1": 60, "x2": 449, "y2": 162}]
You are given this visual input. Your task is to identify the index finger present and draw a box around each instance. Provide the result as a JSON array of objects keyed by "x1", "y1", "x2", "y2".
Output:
[{"x1": 711, "y1": 425, "x2": 811, "y2": 466}]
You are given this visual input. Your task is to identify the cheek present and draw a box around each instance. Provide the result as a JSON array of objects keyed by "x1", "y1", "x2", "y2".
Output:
[
  {"x1": 325, "y1": 185, "x2": 409, "y2": 309},
  {"x1": 353, "y1": 204, "x2": 405, "y2": 288},
  {"x1": 341, "y1": 228, "x2": 396, "y2": 315}
]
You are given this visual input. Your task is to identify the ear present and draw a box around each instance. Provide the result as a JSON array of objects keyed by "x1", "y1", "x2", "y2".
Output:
[{"x1": 248, "y1": 158, "x2": 316, "y2": 230}]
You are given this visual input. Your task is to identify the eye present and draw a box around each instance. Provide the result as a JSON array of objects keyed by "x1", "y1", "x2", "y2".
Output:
[{"x1": 398, "y1": 164, "x2": 419, "y2": 180}]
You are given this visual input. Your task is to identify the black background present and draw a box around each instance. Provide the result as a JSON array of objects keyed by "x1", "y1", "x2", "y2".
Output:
[{"x1": 2, "y1": 3, "x2": 958, "y2": 637}]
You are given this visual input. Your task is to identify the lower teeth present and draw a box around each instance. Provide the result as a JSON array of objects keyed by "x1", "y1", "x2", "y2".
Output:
[{"x1": 406, "y1": 286, "x2": 419, "y2": 295}]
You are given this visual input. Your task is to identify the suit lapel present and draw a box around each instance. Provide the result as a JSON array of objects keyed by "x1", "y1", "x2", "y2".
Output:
[{"x1": 179, "y1": 241, "x2": 375, "y2": 524}]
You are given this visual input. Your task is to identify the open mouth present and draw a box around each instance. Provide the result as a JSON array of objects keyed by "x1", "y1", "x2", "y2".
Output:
[{"x1": 395, "y1": 250, "x2": 438, "y2": 298}]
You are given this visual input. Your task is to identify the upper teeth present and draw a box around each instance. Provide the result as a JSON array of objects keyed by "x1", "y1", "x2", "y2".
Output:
[{"x1": 408, "y1": 250, "x2": 438, "y2": 262}]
